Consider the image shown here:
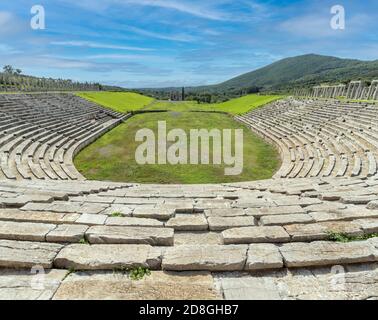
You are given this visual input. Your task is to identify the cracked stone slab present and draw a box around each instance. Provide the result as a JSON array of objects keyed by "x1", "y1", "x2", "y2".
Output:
[
  {"x1": 309, "y1": 208, "x2": 378, "y2": 222},
  {"x1": 79, "y1": 203, "x2": 109, "y2": 215},
  {"x1": 75, "y1": 214, "x2": 107, "y2": 225},
  {"x1": 20, "y1": 202, "x2": 52, "y2": 212},
  {"x1": 195, "y1": 199, "x2": 232, "y2": 209},
  {"x1": 274, "y1": 197, "x2": 322, "y2": 207},
  {"x1": 166, "y1": 214, "x2": 208, "y2": 231},
  {"x1": 133, "y1": 207, "x2": 175, "y2": 220},
  {"x1": 53, "y1": 271, "x2": 219, "y2": 300},
  {"x1": 162, "y1": 245, "x2": 248, "y2": 271},
  {"x1": 208, "y1": 216, "x2": 256, "y2": 231},
  {"x1": 304, "y1": 203, "x2": 347, "y2": 213},
  {"x1": 219, "y1": 276, "x2": 282, "y2": 300},
  {"x1": 0, "y1": 221, "x2": 56, "y2": 241},
  {"x1": 174, "y1": 232, "x2": 222, "y2": 245},
  {"x1": 105, "y1": 217, "x2": 163, "y2": 227},
  {"x1": 250, "y1": 205, "x2": 306, "y2": 217},
  {"x1": 204, "y1": 208, "x2": 246, "y2": 217},
  {"x1": 161, "y1": 200, "x2": 194, "y2": 213},
  {"x1": 101, "y1": 205, "x2": 133, "y2": 216},
  {"x1": 367, "y1": 201, "x2": 378, "y2": 210},
  {"x1": 75, "y1": 195, "x2": 115, "y2": 204},
  {"x1": 85, "y1": 225, "x2": 174, "y2": 246},
  {"x1": 0, "y1": 269, "x2": 67, "y2": 300},
  {"x1": 280, "y1": 241, "x2": 376, "y2": 268},
  {"x1": 46, "y1": 224, "x2": 89, "y2": 243},
  {"x1": 0, "y1": 209, "x2": 79, "y2": 224},
  {"x1": 54, "y1": 244, "x2": 162, "y2": 270},
  {"x1": 369, "y1": 238, "x2": 378, "y2": 258},
  {"x1": 0, "y1": 240, "x2": 63, "y2": 268},
  {"x1": 222, "y1": 226, "x2": 291, "y2": 244},
  {"x1": 284, "y1": 221, "x2": 364, "y2": 242},
  {"x1": 246, "y1": 244, "x2": 284, "y2": 271},
  {"x1": 115, "y1": 198, "x2": 162, "y2": 206},
  {"x1": 341, "y1": 195, "x2": 378, "y2": 205},
  {"x1": 48, "y1": 202, "x2": 83, "y2": 213},
  {"x1": 259, "y1": 214, "x2": 315, "y2": 226},
  {"x1": 354, "y1": 219, "x2": 378, "y2": 233},
  {"x1": 0, "y1": 195, "x2": 53, "y2": 208},
  {"x1": 234, "y1": 199, "x2": 275, "y2": 208},
  {"x1": 217, "y1": 263, "x2": 378, "y2": 300}
]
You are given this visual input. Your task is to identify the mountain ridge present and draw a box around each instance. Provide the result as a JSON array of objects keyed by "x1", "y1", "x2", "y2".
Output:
[{"x1": 189, "y1": 54, "x2": 378, "y2": 93}]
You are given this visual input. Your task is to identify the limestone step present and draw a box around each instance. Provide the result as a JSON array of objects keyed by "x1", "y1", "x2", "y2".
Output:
[
  {"x1": 0, "y1": 240, "x2": 63, "y2": 268},
  {"x1": 85, "y1": 225, "x2": 174, "y2": 246},
  {"x1": 54, "y1": 244, "x2": 163, "y2": 270}
]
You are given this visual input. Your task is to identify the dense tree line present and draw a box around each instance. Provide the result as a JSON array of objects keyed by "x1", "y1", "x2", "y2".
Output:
[
  {"x1": 0, "y1": 65, "x2": 101, "y2": 91},
  {"x1": 137, "y1": 85, "x2": 260, "y2": 103}
]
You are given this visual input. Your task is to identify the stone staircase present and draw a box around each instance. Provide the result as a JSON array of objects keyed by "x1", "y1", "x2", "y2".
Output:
[{"x1": 0, "y1": 178, "x2": 377, "y2": 299}]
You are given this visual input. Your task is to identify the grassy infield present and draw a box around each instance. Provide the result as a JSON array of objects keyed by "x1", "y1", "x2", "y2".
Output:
[{"x1": 75, "y1": 92, "x2": 283, "y2": 184}]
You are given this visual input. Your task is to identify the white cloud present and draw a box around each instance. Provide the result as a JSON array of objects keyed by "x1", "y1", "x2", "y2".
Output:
[
  {"x1": 120, "y1": 0, "x2": 230, "y2": 21},
  {"x1": 0, "y1": 44, "x2": 21, "y2": 54},
  {"x1": 279, "y1": 12, "x2": 374, "y2": 39},
  {"x1": 127, "y1": 26, "x2": 198, "y2": 42},
  {"x1": 50, "y1": 40, "x2": 153, "y2": 51},
  {"x1": 60, "y1": 0, "x2": 233, "y2": 21},
  {"x1": 0, "y1": 11, "x2": 12, "y2": 26},
  {"x1": 0, "y1": 11, "x2": 22, "y2": 35}
]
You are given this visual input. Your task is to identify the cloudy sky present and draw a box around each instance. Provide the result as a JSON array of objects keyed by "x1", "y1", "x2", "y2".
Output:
[{"x1": 0, "y1": 0, "x2": 377, "y2": 88}]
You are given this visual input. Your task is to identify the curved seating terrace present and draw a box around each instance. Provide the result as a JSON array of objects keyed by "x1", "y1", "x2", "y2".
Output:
[
  {"x1": 0, "y1": 94, "x2": 377, "y2": 300},
  {"x1": 0, "y1": 93, "x2": 128, "y2": 181}
]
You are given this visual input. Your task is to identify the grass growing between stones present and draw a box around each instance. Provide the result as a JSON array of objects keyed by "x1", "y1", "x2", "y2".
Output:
[
  {"x1": 129, "y1": 267, "x2": 151, "y2": 281},
  {"x1": 112, "y1": 267, "x2": 151, "y2": 281},
  {"x1": 79, "y1": 237, "x2": 90, "y2": 245},
  {"x1": 327, "y1": 232, "x2": 378, "y2": 243},
  {"x1": 110, "y1": 212, "x2": 124, "y2": 217},
  {"x1": 63, "y1": 268, "x2": 76, "y2": 281},
  {"x1": 74, "y1": 112, "x2": 280, "y2": 184}
]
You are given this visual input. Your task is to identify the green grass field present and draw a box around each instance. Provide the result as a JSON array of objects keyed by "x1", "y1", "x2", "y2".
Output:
[
  {"x1": 74, "y1": 112, "x2": 280, "y2": 184},
  {"x1": 77, "y1": 92, "x2": 283, "y2": 115},
  {"x1": 77, "y1": 92, "x2": 154, "y2": 112}
]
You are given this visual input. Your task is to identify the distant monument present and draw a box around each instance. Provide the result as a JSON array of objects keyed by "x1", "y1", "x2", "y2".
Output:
[{"x1": 170, "y1": 87, "x2": 185, "y2": 101}]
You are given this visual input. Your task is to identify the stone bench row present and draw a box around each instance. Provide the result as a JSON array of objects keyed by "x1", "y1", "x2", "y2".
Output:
[
  {"x1": 1, "y1": 238, "x2": 376, "y2": 272},
  {"x1": 0, "y1": 93, "x2": 127, "y2": 180},
  {"x1": 0, "y1": 215, "x2": 376, "y2": 245},
  {"x1": 237, "y1": 99, "x2": 378, "y2": 179}
]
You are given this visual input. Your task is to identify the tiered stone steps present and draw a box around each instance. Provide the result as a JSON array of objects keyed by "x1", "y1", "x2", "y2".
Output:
[
  {"x1": 1, "y1": 96, "x2": 378, "y2": 299},
  {"x1": 0, "y1": 93, "x2": 128, "y2": 181},
  {"x1": 236, "y1": 99, "x2": 378, "y2": 180},
  {"x1": 0, "y1": 178, "x2": 377, "y2": 299}
]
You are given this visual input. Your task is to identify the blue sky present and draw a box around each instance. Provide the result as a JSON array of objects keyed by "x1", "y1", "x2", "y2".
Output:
[{"x1": 0, "y1": 0, "x2": 377, "y2": 88}]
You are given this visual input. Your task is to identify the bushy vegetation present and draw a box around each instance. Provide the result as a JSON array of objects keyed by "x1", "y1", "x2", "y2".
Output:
[
  {"x1": 137, "y1": 54, "x2": 378, "y2": 97},
  {"x1": 196, "y1": 54, "x2": 378, "y2": 93},
  {"x1": 327, "y1": 232, "x2": 378, "y2": 243}
]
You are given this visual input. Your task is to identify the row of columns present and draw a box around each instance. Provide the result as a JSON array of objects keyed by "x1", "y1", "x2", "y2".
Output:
[
  {"x1": 294, "y1": 80, "x2": 378, "y2": 100},
  {"x1": 0, "y1": 74, "x2": 100, "y2": 92}
]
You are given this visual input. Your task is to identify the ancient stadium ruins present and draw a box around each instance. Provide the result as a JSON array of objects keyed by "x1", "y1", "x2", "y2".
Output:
[{"x1": 0, "y1": 93, "x2": 377, "y2": 300}]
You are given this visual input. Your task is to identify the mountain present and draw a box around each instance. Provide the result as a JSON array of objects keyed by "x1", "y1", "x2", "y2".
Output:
[{"x1": 188, "y1": 54, "x2": 378, "y2": 93}]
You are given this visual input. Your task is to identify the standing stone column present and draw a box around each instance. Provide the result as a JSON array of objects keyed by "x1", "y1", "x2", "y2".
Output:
[
  {"x1": 352, "y1": 81, "x2": 364, "y2": 99},
  {"x1": 346, "y1": 82, "x2": 353, "y2": 99},
  {"x1": 367, "y1": 80, "x2": 378, "y2": 100}
]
